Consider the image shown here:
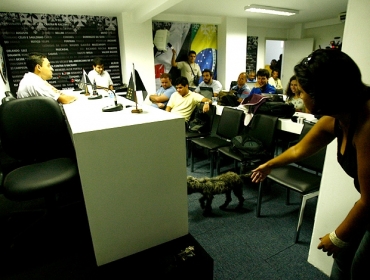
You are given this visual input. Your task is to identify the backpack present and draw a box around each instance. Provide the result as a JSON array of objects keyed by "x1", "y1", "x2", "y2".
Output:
[
  {"x1": 231, "y1": 134, "x2": 268, "y2": 159},
  {"x1": 188, "y1": 106, "x2": 211, "y2": 133},
  {"x1": 255, "y1": 102, "x2": 295, "y2": 119}
]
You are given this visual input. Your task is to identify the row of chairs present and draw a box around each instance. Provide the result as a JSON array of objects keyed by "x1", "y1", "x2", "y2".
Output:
[{"x1": 187, "y1": 104, "x2": 326, "y2": 242}]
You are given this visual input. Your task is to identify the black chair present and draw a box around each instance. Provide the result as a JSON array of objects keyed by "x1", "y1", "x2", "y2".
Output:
[
  {"x1": 190, "y1": 106, "x2": 244, "y2": 177},
  {"x1": 229, "y1": 81, "x2": 237, "y2": 91},
  {"x1": 216, "y1": 114, "x2": 278, "y2": 175},
  {"x1": 0, "y1": 97, "x2": 81, "y2": 245},
  {"x1": 186, "y1": 103, "x2": 216, "y2": 165},
  {"x1": 256, "y1": 121, "x2": 326, "y2": 243}
]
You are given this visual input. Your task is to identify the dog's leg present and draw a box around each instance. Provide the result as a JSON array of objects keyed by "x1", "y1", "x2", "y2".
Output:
[
  {"x1": 202, "y1": 195, "x2": 214, "y2": 216},
  {"x1": 219, "y1": 190, "x2": 232, "y2": 210},
  {"x1": 199, "y1": 195, "x2": 206, "y2": 209}
]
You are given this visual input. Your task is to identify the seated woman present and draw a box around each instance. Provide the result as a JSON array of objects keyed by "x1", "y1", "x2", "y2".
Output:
[{"x1": 285, "y1": 75, "x2": 308, "y2": 113}]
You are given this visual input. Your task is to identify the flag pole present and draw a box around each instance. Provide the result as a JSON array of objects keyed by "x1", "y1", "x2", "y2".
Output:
[{"x1": 131, "y1": 63, "x2": 142, "y2": 113}]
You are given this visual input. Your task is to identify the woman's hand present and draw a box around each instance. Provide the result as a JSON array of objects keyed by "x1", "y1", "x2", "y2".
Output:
[
  {"x1": 317, "y1": 233, "x2": 342, "y2": 258},
  {"x1": 251, "y1": 163, "x2": 272, "y2": 183}
]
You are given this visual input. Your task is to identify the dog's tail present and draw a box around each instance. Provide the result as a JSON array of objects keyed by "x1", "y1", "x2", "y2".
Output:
[{"x1": 239, "y1": 172, "x2": 253, "y2": 183}]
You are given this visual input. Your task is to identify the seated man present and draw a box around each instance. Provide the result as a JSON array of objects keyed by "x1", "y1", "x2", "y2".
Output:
[
  {"x1": 230, "y1": 72, "x2": 251, "y2": 103},
  {"x1": 166, "y1": 76, "x2": 211, "y2": 124},
  {"x1": 247, "y1": 70, "x2": 256, "y2": 82},
  {"x1": 149, "y1": 73, "x2": 176, "y2": 109},
  {"x1": 87, "y1": 57, "x2": 114, "y2": 91},
  {"x1": 268, "y1": 69, "x2": 283, "y2": 90},
  {"x1": 17, "y1": 52, "x2": 76, "y2": 104},
  {"x1": 250, "y1": 68, "x2": 276, "y2": 95},
  {"x1": 194, "y1": 69, "x2": 222, "y2": 97}
]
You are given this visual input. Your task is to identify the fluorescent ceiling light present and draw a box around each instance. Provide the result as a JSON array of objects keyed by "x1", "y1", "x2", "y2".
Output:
[{"x1": 244, "y1": 5, "x2": 299, "y2": 16}]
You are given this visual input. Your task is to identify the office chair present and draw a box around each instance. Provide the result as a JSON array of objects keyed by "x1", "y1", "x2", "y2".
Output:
[
  {"x1": 216, "y1": 114, "x2": 278, "y2": 175},
  {"x1": 229, "y1": 81, "x2": 237, "y2": 91},
  {"x1": 186, "y1": 103, "x2": 216, "y2": 165},
  {"x1": 256, "y1": 122, "x2": 326, "y2": 243},
  {"x1": 0, "y1": 96, "x2": 81, "y2": 245},
  {"x1": 190, "y1": 107, "x2": 244, "y2": 177}
]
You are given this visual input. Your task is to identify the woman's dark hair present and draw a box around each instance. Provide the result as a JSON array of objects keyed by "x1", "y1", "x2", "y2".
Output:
[
  {"x1": 285, "y1": 75, "x2": 298, "y2": 101},
  {"x1": 294, "y1": 49, "x2": 368, "y2": 115}
]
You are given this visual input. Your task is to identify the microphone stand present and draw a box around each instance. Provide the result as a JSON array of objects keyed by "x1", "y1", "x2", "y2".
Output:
[
  {"x1": 102, "y1": 90, "x2": 123, "y2": 112},
  {"x1": 88, "y1": 81, "x2": 102, "y2": 100}
]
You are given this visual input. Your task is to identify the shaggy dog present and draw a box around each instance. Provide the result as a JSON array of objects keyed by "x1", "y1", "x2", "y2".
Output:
[{"x1": 187, "y1": 171, "x2": 251, "y2": 216}]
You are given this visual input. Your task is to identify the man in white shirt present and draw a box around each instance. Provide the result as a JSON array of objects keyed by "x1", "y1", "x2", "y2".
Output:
[
  {"x1": 194, "y1": 69, "x2": 223, "y2": 97},
  {"x1": 268, "y1": 69, "x2": 283, "y2": 90},
  {"x1": 17, "y1": 52, "x2": 76, "y2": 104},
  {"x1": 87, "y1": 57, "x2": 114, "y2": 91}
]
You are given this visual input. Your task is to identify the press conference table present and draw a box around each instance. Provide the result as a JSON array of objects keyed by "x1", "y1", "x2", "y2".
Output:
[{"x1": 62, "y1": 91, "x2": 188, "y2": 266}]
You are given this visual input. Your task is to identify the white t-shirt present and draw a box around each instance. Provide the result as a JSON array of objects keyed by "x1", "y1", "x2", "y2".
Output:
[
  {"x1": 17, "y1": 72, "x2": 60, "y2": 100},
  {"x1": 88, "y1": 70, "x2": 113, "y2": 89}
]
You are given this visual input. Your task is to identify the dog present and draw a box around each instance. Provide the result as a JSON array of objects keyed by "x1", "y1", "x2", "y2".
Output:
[{"x1": 187, "y1": 171, "x2": 251, "y2": 216}]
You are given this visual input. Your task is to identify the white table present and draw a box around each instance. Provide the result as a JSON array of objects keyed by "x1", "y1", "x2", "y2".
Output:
[{"x1": 62, "y1": 92, "x2": 188, "y2": 266}]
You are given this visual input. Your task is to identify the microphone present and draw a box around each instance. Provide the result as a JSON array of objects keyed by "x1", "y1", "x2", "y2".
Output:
[
  {"x1": 88, "y1": 81, "x2": 102, "y2": 100},
  {"x1": 102, "y1": 90, "x2": 123, "y2": 112}
]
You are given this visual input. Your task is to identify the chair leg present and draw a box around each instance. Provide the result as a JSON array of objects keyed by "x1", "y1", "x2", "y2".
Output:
[
  {"x1": 286, "y1": 188, "x2": 291, "y2": 205},
  {"x1": 256, "y1": 181, "x2": 264, "y2": 217},
  {"x1": 210, "y1": 151, "x2": 215, "y2": 177},
  {"x1": 190, "y1": 142, "x2": 195, "y2": 172},
  {"x1": 216, "y1": 151, "x2": 221, "y2": 175},
  {"x1": 294, "y1": 190, "x2": 319, "y2": 243}
]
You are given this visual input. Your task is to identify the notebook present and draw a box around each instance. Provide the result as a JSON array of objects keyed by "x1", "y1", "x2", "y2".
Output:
[{"x1": 199, "y1": 87, "x2": 213, "y2": 99}]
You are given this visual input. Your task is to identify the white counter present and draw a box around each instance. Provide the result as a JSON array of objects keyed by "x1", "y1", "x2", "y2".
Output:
[{"x1": 63, "y1": 93, "x2": 188, "y2": 266}]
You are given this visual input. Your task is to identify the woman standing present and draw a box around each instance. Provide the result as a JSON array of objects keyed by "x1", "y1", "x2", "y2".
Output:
[
  {"x1": 251, "y1": 49, "x2": 370, "y2": 279},
  {"x1": 285, "y1": 75, "x2": 307, "y2": 113}
]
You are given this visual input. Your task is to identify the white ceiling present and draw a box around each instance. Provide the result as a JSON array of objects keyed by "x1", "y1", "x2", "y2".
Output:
[{"x1": 0, "y1": 0, "x2": 348, "y2": 27}]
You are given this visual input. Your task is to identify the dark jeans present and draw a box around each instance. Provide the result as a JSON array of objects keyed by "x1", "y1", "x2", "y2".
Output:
[{"x1": 330, "y1": 227, "x2": 370, "y2": 279}]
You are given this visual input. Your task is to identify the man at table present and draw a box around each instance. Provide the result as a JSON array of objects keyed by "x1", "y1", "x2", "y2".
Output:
[
  {"x1": 166, "y1": 76, "x2": 211, "y2": 123},
  {"x1": 87, "y1": 57, "x2": 114, "y2": 91},
  {"x1": 250, "y1": 68, "x2": 276, "y2": 95},
  {"x1": 225, "y1": 72, "x2": 251, "y2": 106},
  {"x1": 194, "y1": 69, "x2": 223, "y2": 97},
  {"x1": 17, "y1": 52, "x2": 76, "y2": 104},
  {"x1": 149, "y1": 73, "x2": 176, "y2": 109}
]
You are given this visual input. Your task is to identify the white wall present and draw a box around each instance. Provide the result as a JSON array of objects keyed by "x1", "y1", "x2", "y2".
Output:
[
  {"x1": 119, "y1": 12, "x2": 156, "y2": 94},
  {"x1": 304, "y1": 23, "x2": 345, "y2": 51},
  {"x1": 308, "y1": 0, "x2": 370, "y2": 275},
  {"x1": 217, "y1": 17, "x2": 248, "y2": 91}
]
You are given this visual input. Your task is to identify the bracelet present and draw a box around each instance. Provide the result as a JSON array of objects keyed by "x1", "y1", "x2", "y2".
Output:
[{"x1": 329, "y1": 231, "x2": 349, "y2": 248}]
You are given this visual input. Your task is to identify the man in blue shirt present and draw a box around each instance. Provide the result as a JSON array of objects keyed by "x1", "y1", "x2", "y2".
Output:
[
  {"x1": 250, "y1": 68, "x2": 276, "y2": 95},
  {"x1": 230, "y1": 72, "x2": 251, "y2": 103},
  {"x1": 149, "y1": 73, "x2": 176, "y2": 109}
]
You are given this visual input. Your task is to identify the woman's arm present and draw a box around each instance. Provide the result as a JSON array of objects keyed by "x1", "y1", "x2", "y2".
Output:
[{"x1": 251, "y1": 116, "x2": 336, "y2": 182}]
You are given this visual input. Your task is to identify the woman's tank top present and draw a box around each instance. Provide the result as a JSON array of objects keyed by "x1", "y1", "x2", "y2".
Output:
[{"x1": 334, "y1": 118, "x2": 360, "y2": 192}]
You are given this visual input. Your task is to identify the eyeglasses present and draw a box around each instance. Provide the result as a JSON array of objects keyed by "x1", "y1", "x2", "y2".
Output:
[{"x1": 302, "y1": 53, "x2": 313, "y2": 66}]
